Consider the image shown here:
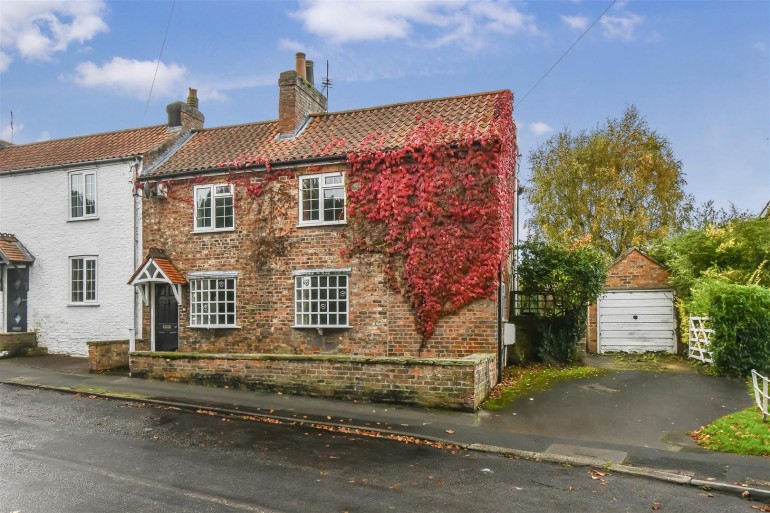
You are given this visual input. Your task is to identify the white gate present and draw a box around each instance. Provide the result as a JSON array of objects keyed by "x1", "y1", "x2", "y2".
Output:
[
  {"x1": 688, "y1": 316, "x2": 713, "y2": 363},
  {"x1": 752, "y1": 369, "x2": 769, "y2": 422}
]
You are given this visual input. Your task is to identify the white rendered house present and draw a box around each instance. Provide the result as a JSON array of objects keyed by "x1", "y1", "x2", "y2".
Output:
[{"x1": 0, "y1": 93, "x2": 204, "y2": 355}]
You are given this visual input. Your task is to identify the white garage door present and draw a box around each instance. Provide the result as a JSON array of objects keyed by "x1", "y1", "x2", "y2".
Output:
[{"x1": 598, "y1": 290, "x2": 676, "y2": 353}]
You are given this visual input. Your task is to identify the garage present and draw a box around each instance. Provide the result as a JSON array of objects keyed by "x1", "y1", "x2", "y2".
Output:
[
  {"x1": 586, "y1": 248, "x2": 679, "y2": 354},
  {"x1": 597, "y1": 289, "x2": 676, "y2": 353}
]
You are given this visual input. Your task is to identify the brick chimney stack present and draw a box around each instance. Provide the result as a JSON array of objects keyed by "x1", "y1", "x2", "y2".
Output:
[
  {"x1": 166, "y1": 87, "x2": 205, "y2": 130},
  {"x1": 278, "y1": 52, "x2": 327, "y2": 137}
]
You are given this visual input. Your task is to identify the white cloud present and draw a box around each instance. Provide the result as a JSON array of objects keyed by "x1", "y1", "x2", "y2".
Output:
[
  {"x1": 291, "y1": 0, "x2": 537, "y2": 47},
  {"x1": 39, "y1": 131, "x2": 51, "y2": 142},
  {"x1": 279, "y1": 38, "x2": 306, "y2": 52},
  {"x1": 0, "y1": 120, "x2": 23, "y2": 142},
  {"x1": 529, "y1": 122, "x2": 554, "y2": 136},
  {"x1": 561, "y1": 14, "x2": 588, "y2": 31},
  {"x1": 0, "y1": 51, "x2": 12, "y2": 72},
  {"x1": 600, "y1": 12, "x2": 643, "y2": 41},
  {"x1": 0, "y1": 1, "x2": 108, "y2": 71},
  {"x1": 71, "y1": 57, "x2": 187, "y2": 99}
]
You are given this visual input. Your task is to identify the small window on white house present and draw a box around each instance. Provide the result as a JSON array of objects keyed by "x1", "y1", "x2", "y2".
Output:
[
  {"x1": 70, "y1": 256, "x2": 97, "y2": 303},
  {"x1": 293, "y1": 270, "x2": 350, "y2": 327},
  {"x1": 194, "y1": 184, "x2": 234, "y2": 232},
  {"x1": 69, "y1": 171, "x2": 97, "y2": 219},
  {"x1": 189, "y1": 276, "x2": 237, "y2": 327},
  {"x1": 299, "y1": 172, "x2": 346, "y2": 226}
]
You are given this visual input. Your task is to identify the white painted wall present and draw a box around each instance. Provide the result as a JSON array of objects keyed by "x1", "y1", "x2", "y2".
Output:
[{"x1": 0, "y1": 161, "x2": 141, "y2": 355}]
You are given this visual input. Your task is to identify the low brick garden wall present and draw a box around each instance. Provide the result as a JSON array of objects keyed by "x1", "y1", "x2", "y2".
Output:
[
  {"x1": 0, "y1": 332, "x2": 37, "y2": 358},
  {"x1": 129, "y1": 352, "x2": 497, "y2": 411},
  {"x1": 87, "y1": 339, "x2": 148, "y2": 373}
]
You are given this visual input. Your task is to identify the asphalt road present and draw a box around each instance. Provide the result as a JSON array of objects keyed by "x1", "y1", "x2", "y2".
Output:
[{"x1": 0, "y1": 384, "x2": 761, "y2": 513}]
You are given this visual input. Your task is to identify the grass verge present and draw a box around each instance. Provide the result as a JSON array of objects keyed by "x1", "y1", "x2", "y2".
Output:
[
  {"x1": 691, "y1": 408, "x2": 769, "y2": 457},
  {"x1": 483, "y1": 364, "x2": 608, "y2": 411}
]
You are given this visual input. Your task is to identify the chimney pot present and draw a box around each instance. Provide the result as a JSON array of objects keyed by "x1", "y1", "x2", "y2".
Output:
[
  {"x1": 295, "y1": 52, "x2": 307, "y2": 81},
  {"x1": 187, "y1": 88, "x2": 199, "y2": 109},
  {"x1": 305, "y1": 60, "x2": 314, "y2": 86}
]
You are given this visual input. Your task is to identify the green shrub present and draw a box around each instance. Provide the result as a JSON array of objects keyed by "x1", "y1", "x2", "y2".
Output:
[
  {"x1": 689, "y1": 280, "x2": 770, "y2": 377},
  {"x1": 516, "y1": 241, "x2": 607, "y2": 363}
]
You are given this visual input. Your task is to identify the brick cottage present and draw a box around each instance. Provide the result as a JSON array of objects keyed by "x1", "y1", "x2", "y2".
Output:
[{"x1": 127, "y1": 53, "x2": 518, "y2": 410}]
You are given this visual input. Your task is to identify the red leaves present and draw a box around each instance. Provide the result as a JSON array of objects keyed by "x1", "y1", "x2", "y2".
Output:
[{"x1": 345, "y1": 107, "x2": 517, "y2": 339}]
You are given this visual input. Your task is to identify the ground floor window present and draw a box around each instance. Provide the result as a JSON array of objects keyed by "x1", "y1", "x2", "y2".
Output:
[
  {"x1": 70, "y1": 256, "x2": 97, "y2": 303},
  {"x1": 189, "y1": 275, "x2": 236, "y2": 327},
  {"x1": 293, "y1": 269, "x2": 350, "y2": 327}
]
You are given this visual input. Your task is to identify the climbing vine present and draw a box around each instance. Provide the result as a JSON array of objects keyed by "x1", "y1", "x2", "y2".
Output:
[{"x1": 344, "y1": 91, "x2": 517, "y2": 339}]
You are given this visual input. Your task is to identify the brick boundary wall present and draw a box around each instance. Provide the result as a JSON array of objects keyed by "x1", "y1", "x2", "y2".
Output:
[
  {"x1": 0, "y1": 332, "x2": 37, "y2": 357},
  {"x1": 87, "y1": 339, "x2": 148, "y2": 373},
  {"x1": 129, "y1": 352, "x2": 497, "y2": 411}
]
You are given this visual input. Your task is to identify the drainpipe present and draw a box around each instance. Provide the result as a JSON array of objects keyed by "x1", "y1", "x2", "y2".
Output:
[
  {"x1": 130, "y1": 159, "x2": 141, "y2": 354},
  {"x1": 497, "y1": 264, "x2": 503, "y2": 384}
]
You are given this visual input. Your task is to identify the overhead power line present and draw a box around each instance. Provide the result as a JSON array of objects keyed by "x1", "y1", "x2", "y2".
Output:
[
  {"x1": 143, "y1": 0, "x2": 176, "y2": 124},
  {"x1": 515, "y1": 0, "x2": 617, "y2": 109}
]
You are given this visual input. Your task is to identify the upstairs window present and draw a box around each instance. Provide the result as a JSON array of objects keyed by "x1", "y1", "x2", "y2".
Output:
[
  {"x1": 69, "y1": 171, "x2": 97, "y2": 219},
  {"x1": 194, "y1": 184, "x2": 234, "y2": 232},
  {"x1": 299, "y1": 172, "x2": 346, "y2": 226},
  {"x1": 70, "y1": 256, "x2": 97, "y2": 304}
]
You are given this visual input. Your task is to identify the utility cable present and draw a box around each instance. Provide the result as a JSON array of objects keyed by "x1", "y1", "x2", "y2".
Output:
[
  {"x1": 515, "y1": 0, "x2": 617, "y2": 109},
  {"x1": 143, "y1": 0, "x2": 176, "y2": 124}
]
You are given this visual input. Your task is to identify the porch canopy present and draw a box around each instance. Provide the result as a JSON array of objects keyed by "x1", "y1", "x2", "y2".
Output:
[
  {"x1": 128, "y1": 248, "x2": 186, "y2": 304},
  {"x1": 0, "y1": 233, "x2": 35, "y2": 266}
]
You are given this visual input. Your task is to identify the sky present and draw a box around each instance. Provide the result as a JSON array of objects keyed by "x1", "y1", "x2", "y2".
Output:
[{"x1": 1, "y1": 0, "x2": 768, "y2": 216}]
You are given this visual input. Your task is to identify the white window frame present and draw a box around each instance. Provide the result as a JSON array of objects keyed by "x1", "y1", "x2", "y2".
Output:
[
  {"x1": 188, "y1": 271, "x2": 238, "y2": 328},
  {"x1": 293, "y1": 268, "x2": 351, "y2": 328},
  {"x1": 70, "y1": 256, "x2": 98, "y2": 305},
  {"x1": 298, "y1": 172, "x2": 346, "y2": 227},
  {"x1": 69, "y1": 171, "x2": 97, "y2": 220},
  {"x1": 193, "y1": 184, "x2": 235, "y2": 232}
]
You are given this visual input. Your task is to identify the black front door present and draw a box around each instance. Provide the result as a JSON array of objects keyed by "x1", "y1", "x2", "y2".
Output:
[
  {"x1": 6, "y1": 267, "x2": 28, "y2": 332},
  {"x1": 154, "y1": 284, "x2": 178, "y2": 351}
]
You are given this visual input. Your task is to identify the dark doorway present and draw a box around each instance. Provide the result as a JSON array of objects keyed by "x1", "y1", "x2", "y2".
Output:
[
  {"x1": 154, "y1": 284, "x2": 178, "y2": 351},
  {"x1": 6, "y1": 267, "x2": 29, "y2": 332}
]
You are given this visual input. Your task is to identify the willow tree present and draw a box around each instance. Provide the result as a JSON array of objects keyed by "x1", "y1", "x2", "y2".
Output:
[{"x1": 527, "y1": 105, "x2": 690, "y2": 257}]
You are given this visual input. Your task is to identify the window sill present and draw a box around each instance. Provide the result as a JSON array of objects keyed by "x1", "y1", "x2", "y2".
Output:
[
  {"x1": 67, "y1": 216, "x2": 99, "y2": 223},
  {"x1": 292, "y1": 325, "x2": 350, "y2": 329},
  {"x1": 191, "y1": 228, "x2": 236, "y2": 234},
  {"x1": 187, "y1": 325, "x2": 241, "y2": 329},
  {"x1": 296, "y1": 221, "x2": 347, "y2": 228},
  {"x1": 68, "y1": 302, "x2": 100, "y2": 307}
]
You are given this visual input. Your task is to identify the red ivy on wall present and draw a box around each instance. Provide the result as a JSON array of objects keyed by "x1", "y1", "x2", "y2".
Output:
[{"x1": 345, "y1": 91, "x2": 517, "y2": 339}]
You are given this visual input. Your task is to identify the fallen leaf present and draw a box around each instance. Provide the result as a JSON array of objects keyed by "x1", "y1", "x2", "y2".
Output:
[
  {"x1": 706, "y1": 477, "x2": 716, "y2": 481},
  {"x1": 652, "y1": 500, "x2": 661, "y2": 510},
  {"x1": 390, "y1": 483, "x2": 401, "y2": 489},
  {"x1": 751, "y1": 505, "x2": 770, "y2": 511},
  {"x1": 741, "y1": 490, "x2": 751, "y2": 499},
  {"x1": 445, "y1": 429, "x2": 455, "y2": 434}
]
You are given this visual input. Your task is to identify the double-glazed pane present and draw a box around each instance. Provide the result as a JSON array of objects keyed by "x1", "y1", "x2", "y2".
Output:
[
  {"x1": 301, "y1": 177, "x2": 320, "y2": 222},
  {"x1": 70, "y1": 172, "x2": 96, "y2": 218},
  {"x1": 294, "y1": 274, "x2": 348, "y2": 327},
  {"x1": 195, "y1": 187, "x2": 212, "y2": 229},
  {"x1": 71, "y1": 257, "x2": 96, "y2": 303},
  {"x1": 190, "y1": 278, "x2": 236, "y2": 326},
  {"x1": 323, "y1": 175, "x2": 345, "y2": 222},
  {"x1": 214, "y1": 186, "x2": 234, "y2": 229}
]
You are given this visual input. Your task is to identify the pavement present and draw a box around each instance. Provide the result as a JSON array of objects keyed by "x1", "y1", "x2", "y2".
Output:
[{"x1": 0, "y1": 354, "x2": 768, "y2": 500}]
